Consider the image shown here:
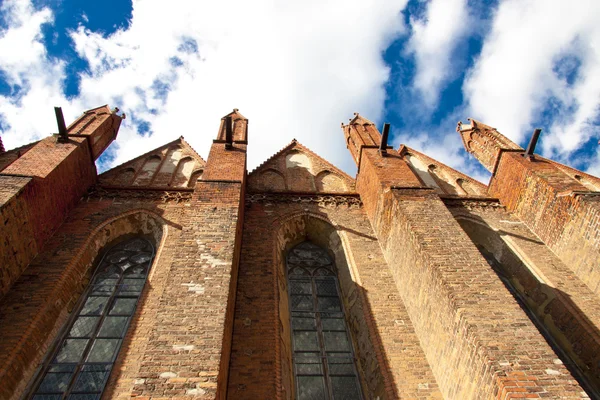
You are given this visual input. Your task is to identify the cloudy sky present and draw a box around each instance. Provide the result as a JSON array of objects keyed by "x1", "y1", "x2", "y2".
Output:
[{"x1": 0, "y1": 0, "x2": 599, "y2": 183}]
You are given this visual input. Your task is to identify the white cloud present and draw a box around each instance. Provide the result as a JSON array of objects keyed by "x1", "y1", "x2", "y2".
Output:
[
  {"x1": 0, "y1": 0, "x2": 409, "y2": 174},
  {"x1": 0, "y1": 0, "x2": 69, "y2": 149},
  {"x1": 406, "y1": 0, "x2": 470, "y2": 108},
  {"x1": 463, "y1": 0, "x2": 600, "y2": 162}
]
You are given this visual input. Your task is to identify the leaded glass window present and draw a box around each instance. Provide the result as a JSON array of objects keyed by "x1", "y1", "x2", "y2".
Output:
[
  {"x1": 287, "y1": 242, "x2": 363, "y2": 400},
  {"x1": 29, "y1": 237, "x2": 155, "y2": 400}
]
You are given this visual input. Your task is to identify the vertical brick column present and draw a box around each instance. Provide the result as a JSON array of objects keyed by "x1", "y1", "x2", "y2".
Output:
[
  {"x1": 490, "y1": 152, "x2": 600, "y2": 295},
  {"x1": 135, "y1": 110, "x2": 247, "y2": 399},
  {"x1": 344, "y1": 119, "x2": 586, "y2": 399},
  {"x1": 0, "y1": 106, "x2": 122, "y2": 298}
]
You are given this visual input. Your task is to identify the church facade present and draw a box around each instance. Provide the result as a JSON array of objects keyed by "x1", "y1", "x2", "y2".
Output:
[{"x1": 0, "y1": 105, "x2": 599, "y2": 399}]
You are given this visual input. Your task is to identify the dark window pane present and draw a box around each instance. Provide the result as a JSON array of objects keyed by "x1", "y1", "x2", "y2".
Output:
[
  {"x1": 80, "y1": 297, "x2": 108, "y2": 316},
  {"x1": 296, "y1": 363, "x2": 323, "y2": 375},
  {"x1": 289, "y1": 266, "x2": 310, "y2": 276},
  {"x1": 324, "y1": 331, "x2": 350, "y2": 352},
  {"x1": 122, "y1": 239, "x2": 148, "y2": 251},
  {"x1": 316, "y1": 279, "x2": 337, "y2": 296},
  {"x1": 94, "y1": 266, "x2": 120, "y2": 279},
  {"x1": 37, "y1": 365, "x2": 76, "y2": 393},
  {"x1": 91, "y1": 279, "x2": 117, "y2": 295},
  {"x1": 321, "y1": 318, "x2": 346, "y2": 331},
  {"x1": 130, "y1": 252, "x2": 152, "y2": 264},
  {"x1": 54, "y1": 339, "x2": 89, "y2": 363},
  {"x1": 97, "y1": 317, "x2": 128, "y2": 338},
  {"x1": 293, "y1": 331, "x2": 319, "y2": 352},
  {"x1": 287, "y1": 241, "x2": 362, "y2": 399},
  {"x1": 291, "y1": 295, "x2": 313, "y2": 311},
  {"x1": 93, "y1": 276, "x2": 118, "y2": 286},
  {"x1": 106, "y1": 251, "x2": 129, "y2": 264},
  {"x1": 317, "y1": 297, "x2": 341, "y2": 312},
  {"x1": 116, "y1": 260, "x2": 135, "y2": 271},
  {"x1": 290, "y1": 280, "x2": 312, "y2": 295},
  {"x1": 331, "y1": 376, "x2": 361, "y2": 399},
  {"x1": 68, "y1": 394, "x2": 99, "y2": 400},
  {"x1": 33, "y1": 395, "x2": 62, "y2": 400},
  {"x1": 68, "y1": 317, "x2": 99, "y2": 338},
  {"x1": 295, "y1": 352, "x2": 321, "y2": 363},
  {"x1": 72, "y1": 364, "x2": 111, "y2": 393},
  {"x1": 118, "y1": 279, "x2": 144, "y2": 296},
  {"x1": 124, "y1": 265, "x2": 147, "y2": 277},
  {"x1": 314, "y1": 268, "x2": 334, "y2": 276},
  {"x1": 109, "y1": 298, "x2": 137, "y2": 315},
  {"x1": 292, "y1": 316, "x2": 316, "y2": 331},
  {"x1": 297, "y1": 376, "x2": 327, "y2": 400},
  {"x1": 86, "y1": 339, "x2": 120, "y2": 362},
  {"x1": 327, "y1": 360, "x2": 355, "y2": 376}
]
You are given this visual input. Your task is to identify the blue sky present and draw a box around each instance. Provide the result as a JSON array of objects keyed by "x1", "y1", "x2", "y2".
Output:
[{"x1": 0, "y1": 0, "x2": 599, "y2": 183}]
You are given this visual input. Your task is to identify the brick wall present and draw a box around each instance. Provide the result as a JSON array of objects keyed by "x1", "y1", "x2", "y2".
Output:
[
  {"x1": 374, "y1": 188, "x2": 584, "y2": 398},
  {"x1": 0, "y1": 201, "x2": 171, "y2": 399},
  {"x1": 448, "y1": 200, "x2": 600, "y2": 395},
  {"x1": 0, "y1": 176, "x2": 36, "y2": 299},
  {"x1": 490, "y1": 153, "x2": 600, "y2": 295},
  {"x1": 347, "y1": 122, "x2": 586, "y2": 398},
  {"x1": 227, "y1": 197, "x2": 441, "y2": 399}
]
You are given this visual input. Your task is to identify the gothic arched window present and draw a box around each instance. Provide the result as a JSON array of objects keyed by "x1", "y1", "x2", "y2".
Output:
[
  {"x1": 29, "y1": 237, "x2": 155, "y2": 400},
  {"x1": 286, "y1": 241, "x2": 363, "y2": 399}
]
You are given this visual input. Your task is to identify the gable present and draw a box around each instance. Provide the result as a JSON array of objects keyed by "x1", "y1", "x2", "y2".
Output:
[
  {"x1": 400, "y1": 146, "x2": 488, "y2": 196},
  {"x1": 99, "y1": 137, "x2": 205, "y2": 189},
  {"x1": 248, "y1": 140, "x2": 354, "y2": 193}
]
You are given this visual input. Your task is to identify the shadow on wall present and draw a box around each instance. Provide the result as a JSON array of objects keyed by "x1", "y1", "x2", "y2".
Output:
[{"x1": 456, "y1": 217, "x2": 600, "y2": 398}]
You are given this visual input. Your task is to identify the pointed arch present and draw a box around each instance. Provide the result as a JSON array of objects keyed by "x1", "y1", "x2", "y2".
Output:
[
  {"x1": 188, "y1": 169, "x2": 203, "y2": 188},
  {"x1": 28, "y1": 236, "x2": 156, "y2": 399},
  {"x1": 259, "y1": 168, "x2": 286, "y2": 191},
  {"x1": 112, "y1": 167, "x2": 136, "y2": 186},
  {"x1": 132, "y1": 155, "x2": 162, "y2": 186},
  {"x1": 270, "y1": 212, "x2": 388, "y2": 400},
  {"x1": 18, "y1": 210, "x2": 169, "y2": 400},
  {"x1": 171, "y1": 156, "x2": 194, "y2": 187},
  {"x1": 152, "y1": 147, "x2": 182, "y2": 186},
  {"x1": 315, "y1": 170, "x2": 347, "y2": 193}
]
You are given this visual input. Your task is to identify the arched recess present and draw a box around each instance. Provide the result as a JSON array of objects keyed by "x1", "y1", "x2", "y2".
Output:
[
  {"x1": 427, "y1": 164, "x2": 458, "y2": 195},
  {"x1": 260, "y1": 169, "x2": 286, "y2": 191},
  {"x1": 18, "y1": 210, "x2": 168, "y2": 400},
  {"x1": 405, "y1": 154, "x2": 441, "y2": 192},
  {"x1": 455, "y1": 216, "x2": 600, "y2": 394},
  {"x1": 171, "y1": 157, "x2": 194, "y2": 187},
  {"x1": 112, "y1": 168, "x2": 136, "y2": 186},
  {"x1": 285, "y1": 151, "x2": 315, "y2": 192},
  {"x1": 456, "y1": 178, "x2": 482, "y2": 196},
  {"x1": 133, "y1": 156, "x2": 161, "y2": 186},
  {"x1": 574, "y1": 174, "x2": 600, "y2": 191},
  {"x1": 28, "y1": 236, "x2": 156, "y2": 399},
  {"x1": 188, "y1": 169, "x2": 203, "y2": 188},
  {"x1": 271, "y1": 212, "x2": 386, "y2": 400},
  {"x1": 315, "y1": 171, "x2": 347, "y2": 193},
  {"x1": 153, "y1": 148, "x2": 183, "y2": 186}
]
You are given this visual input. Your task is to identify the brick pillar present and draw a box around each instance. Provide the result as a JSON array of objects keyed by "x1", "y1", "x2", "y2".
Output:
[
  {"x1": 490, "y1": 152, "x2": 600, "y2": 294},
  {"x1": 458, "y1": 118, "x2": 600, "y2": 295},
  {"x1": 344, "y1": 117, "x2": 585, "y2": 399},
  {"x1": 0, "y1": 105, "x2": 122, "y2": 298},
  {"x1": 137, "y1": 109, "x2": 247, "y2": 399},
  {"x1": 457, "y1": 119, "x2": 523, "y2": 174}
]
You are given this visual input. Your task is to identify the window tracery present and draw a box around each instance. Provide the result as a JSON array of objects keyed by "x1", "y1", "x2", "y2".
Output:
[
  {"x1": 29, "y1": 237, "x2": 155, "y2": 400},
  {"x1": 286, "y1": 241, "x2": 362, "y2": 399}
]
